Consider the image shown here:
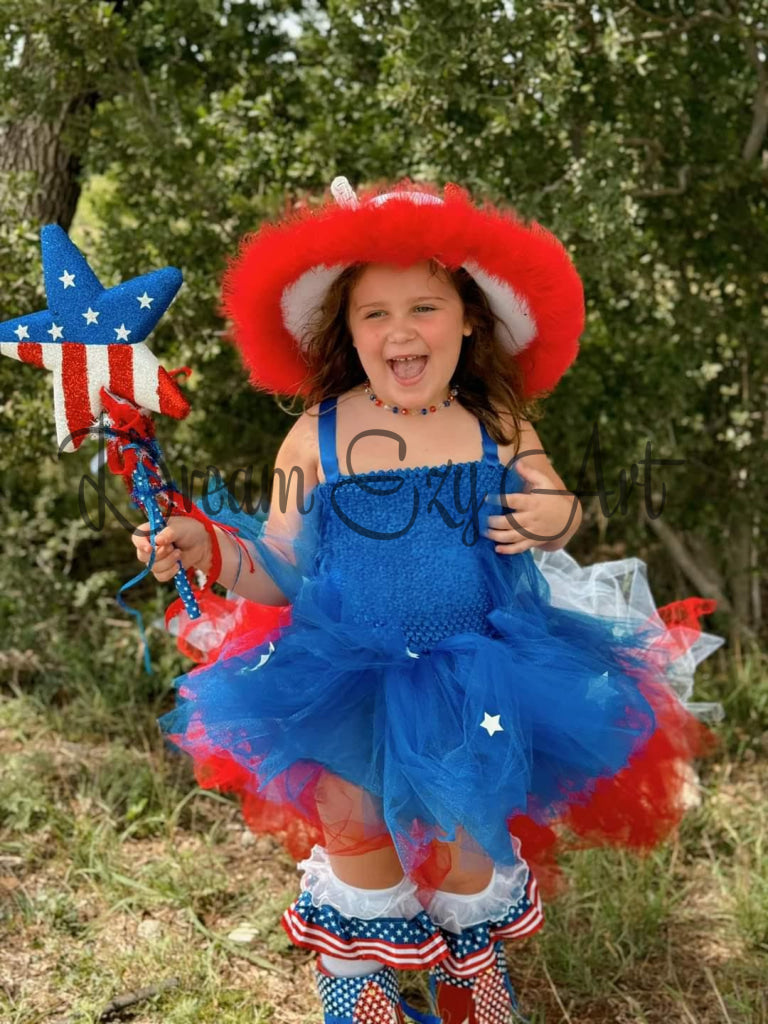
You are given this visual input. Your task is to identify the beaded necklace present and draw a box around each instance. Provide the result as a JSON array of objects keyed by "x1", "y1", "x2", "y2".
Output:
[{"x1": 363, "y1": 379, "x2": 459, "y2": 415}]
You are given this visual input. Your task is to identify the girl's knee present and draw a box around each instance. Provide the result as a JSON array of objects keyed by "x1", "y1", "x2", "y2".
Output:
[
  {"x1": 439, "y1": 862, "x2": 494, "y2": 893},
  {"x1": 315, "y1": 772, "x2": 404, "y2": 887},
  {"x1": 434, "y1": 833, "x2": 495, "y2": 894},
  {"x1": 329, "y1": 843, "x2": 404, "y2": 888}
]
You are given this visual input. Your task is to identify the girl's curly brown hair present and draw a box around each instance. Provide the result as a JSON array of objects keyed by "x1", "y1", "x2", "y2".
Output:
[{"x1": 281, "y1": 260, "x2": 544, "y2": 452}]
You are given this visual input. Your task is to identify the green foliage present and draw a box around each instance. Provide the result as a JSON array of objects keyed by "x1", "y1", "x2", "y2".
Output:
[{"x1": 1, "y1": 1, "x2": 764, "y2": 659}]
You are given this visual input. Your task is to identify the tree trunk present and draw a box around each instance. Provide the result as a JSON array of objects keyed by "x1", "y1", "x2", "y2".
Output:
[
  {"x1": 0, "y1": 91, "x2": 97, "y2": 230},
  {"x1": 729, "y1": 514, "x2": 753, "y2": 627}
]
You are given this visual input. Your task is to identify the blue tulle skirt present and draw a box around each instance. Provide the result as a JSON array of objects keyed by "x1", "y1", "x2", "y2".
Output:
[{"x1": 160, "y1": 519, "x2": 715, "y2": 873}]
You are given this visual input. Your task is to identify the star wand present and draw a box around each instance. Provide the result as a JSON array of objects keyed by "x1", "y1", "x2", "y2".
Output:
[{"x1": 0, "y1": 225, "x2": 201, "y2": 663}]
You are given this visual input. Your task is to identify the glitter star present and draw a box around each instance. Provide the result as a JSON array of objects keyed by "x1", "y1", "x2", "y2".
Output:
[
  {"x1": 0, "y1": 224, "x2": 187, "y2": 452},
  {"x1": 480, "y1": 712, "x2": 504, "y2": 736},
  {"x1": 137, "y1": 292, "x2": 154, "y2": 309}
]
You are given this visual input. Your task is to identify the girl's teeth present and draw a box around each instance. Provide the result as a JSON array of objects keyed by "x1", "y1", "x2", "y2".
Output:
[{"x1": 390, "y1": 355, "x2": 427, "y2": 381}]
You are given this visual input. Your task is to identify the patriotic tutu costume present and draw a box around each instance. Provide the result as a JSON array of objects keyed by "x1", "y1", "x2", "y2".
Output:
[{"x1": 160, "y1": 180, "x2": 723, "y2": 1023}]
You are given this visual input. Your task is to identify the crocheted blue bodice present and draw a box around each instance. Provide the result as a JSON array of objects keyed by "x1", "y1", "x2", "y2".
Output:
[{"x1": 312, "y1": 396, "x2": 524, "y2": 653}]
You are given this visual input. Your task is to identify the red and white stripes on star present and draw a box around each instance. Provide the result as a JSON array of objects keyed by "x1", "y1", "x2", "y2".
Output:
[{"x1": 0, "y1": 338, "x2": 188, "y2": 452}]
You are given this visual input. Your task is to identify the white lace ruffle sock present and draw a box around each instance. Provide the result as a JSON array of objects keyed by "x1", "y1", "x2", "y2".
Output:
[
  {"x1": 299, "y1": 845, "x2": 424, "y2": 978},
  {"x1": 425, "y1": 860, "x2": 529, "y2": 933},
  {"x1": 298, "y1": 844, "x2": 424, "y2": 919}
]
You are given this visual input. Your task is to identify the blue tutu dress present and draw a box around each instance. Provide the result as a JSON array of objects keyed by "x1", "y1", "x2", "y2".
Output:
[{"x1": 160, "y1": 396, "x2": 719, "y2": 886}]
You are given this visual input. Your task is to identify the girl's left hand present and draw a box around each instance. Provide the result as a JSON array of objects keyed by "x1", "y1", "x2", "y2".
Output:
[{"x1": 483, "y1": 462, "x2": 581, "y2": 555}]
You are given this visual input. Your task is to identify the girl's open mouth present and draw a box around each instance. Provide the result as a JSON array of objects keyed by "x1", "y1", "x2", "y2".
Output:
[{"x1": 387, "y1": 355, "x2": 428, "y2": 383}]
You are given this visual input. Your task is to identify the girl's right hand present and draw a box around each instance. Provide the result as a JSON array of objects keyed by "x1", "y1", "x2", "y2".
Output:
[{"x1": 131, "y1": 516, "x2": 213, "y2": 582}]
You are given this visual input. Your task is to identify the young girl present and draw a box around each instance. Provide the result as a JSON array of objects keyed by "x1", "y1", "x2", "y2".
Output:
[{"x1": 133, "y1": 179, "x2": 721, "y2": 1024}]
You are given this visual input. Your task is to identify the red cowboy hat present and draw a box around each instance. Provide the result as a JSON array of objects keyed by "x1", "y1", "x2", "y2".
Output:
[{"x1": 223, "y1": 178, "x2": 584, "y2": 398}]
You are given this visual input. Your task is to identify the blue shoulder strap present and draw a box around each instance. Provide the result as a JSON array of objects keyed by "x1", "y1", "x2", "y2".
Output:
[
  {"x1": 317, "y1": 396, "x2": 340, "y2": 484},
  {"x1": 479, "y1": 417, "x2": 500, "y2": 465}
]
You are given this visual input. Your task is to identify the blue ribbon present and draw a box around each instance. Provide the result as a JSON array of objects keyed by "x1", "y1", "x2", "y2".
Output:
[{"x1": 111, "y1": 436, "x2": 201, "y2": 673}]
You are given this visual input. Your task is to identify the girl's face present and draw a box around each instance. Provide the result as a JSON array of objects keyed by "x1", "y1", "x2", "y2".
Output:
[{"x1": 348, "y1": 261, "x2": 471, "y2": 409}]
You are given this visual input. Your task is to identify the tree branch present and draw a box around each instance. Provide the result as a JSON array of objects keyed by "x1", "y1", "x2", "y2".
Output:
[
  {"x1": 644, "y1": 504, "x2": 758, "y2": 641},
  {"x1": 64, "y1": 979, "x2": 179, "y2": 1023},
  {"x1": 622, "y1": 1, "x2": 730, "y2": 27},
  {"x1": 631, "y1": 164, "x2": 690, "y2": 198},
  {"x1": 742, "y1": 37, "x2": 768, "y2": 162},
  {"x1": 621, "y1": 136, "x2": 666, "y2": 174},
  {"x1": 643, "y1": 508, "x2": 732, "y2": 614},
  {"x1": 621, "y1": 0, "x2": 733, "y2": 39}
]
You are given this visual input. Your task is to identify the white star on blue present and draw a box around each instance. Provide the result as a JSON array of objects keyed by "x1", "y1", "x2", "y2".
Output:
[
  {"x1": 480, "y1": 712, "x2": 504, "y2": 736},
  {"x1": 586, "y1": 670, "x2": 614, "y2": 708},
  {"x1": 0, "y1": 224, "x2": 181, "y2": 348}
]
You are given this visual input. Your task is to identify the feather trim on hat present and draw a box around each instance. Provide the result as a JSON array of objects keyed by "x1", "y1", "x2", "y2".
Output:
[{"x1": 222, "y1": 181, "x2": 584, "y2": 398}]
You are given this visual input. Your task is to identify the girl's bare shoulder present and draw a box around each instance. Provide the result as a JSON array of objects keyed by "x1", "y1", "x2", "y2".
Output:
[
  {"x1": 490, "y1": 407, "x2": 526, "y2": 465},
  {"x1": 493, "y1": 407, "x2": 571, "y2": 493},
  {"x1": 492, "y1": 408, "x2": 547, "y2": 472},
  {"x1": 279, "y1": 392, "x2": 360, "y2": 487},
  {"x1": 275, "y1": 404, "x2": 322, "y2": 488}
]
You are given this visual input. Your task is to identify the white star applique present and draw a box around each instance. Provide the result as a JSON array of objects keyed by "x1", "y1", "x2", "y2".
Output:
[
  {"x1": 13, "y1": 324, "x2": 29, "y2": 340},
  {"x1": 242, "y1": 641, "x2": 276, "y2": 672},
  {"x1": 480, "y1": 712, "x2": 504, "y2": 737},
  {"x1": 82, "y1": 307, "x2": 99, "y2": 325},
  {"x1": 59, "y1": 270, "x2": 75, "y2": 289},
  {"x1": 586, "y1": 670, "x2": 612, "y2": 708},
  {"x1": 405, "y1": 646, "x2": 420, "y2": 659},
  {"x1": 137, "y1": 292, "x2": 154, "y2": 309},
  {"x1": 114, "y1": 323, "x2": 131, "y2": 341},
  {"x1": 47, "y1": 323, "x2": 64, "y2": 340}
]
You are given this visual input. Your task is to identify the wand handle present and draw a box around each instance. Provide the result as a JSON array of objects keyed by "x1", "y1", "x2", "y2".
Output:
[{"x1": 132, "y1": 464, "x2": 201, "y2": 620}]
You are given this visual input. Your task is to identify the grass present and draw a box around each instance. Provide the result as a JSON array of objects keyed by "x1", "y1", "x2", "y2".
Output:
[{"x1": 1, "y1": 651, "x2": 767, "y2": 1024}]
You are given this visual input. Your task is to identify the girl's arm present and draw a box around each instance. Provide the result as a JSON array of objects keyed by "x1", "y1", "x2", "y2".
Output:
[
  {"x1": 207, "y1": 410, "x2": 321, "y2": 604},
  {"x1": 490, "y1": 417, "x2": 583, "y2": 554},
  {"x1": 138, "y1": 411, "x2": 320, "y2": 605}
]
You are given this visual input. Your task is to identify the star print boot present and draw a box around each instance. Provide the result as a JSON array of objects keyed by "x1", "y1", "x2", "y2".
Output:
[
  {"x1": 423, "y1": 861, "x2": 542, "y2": 1024},
  {"x1": 315, "y1": 960, "x2": 407, "y2": 1024},
  {"x1": 283, "y1": 847, "x2": 449, "y2": 1023},
  {"x1": 429, "y1": 943, "x2": 528, "y2": 1024}
]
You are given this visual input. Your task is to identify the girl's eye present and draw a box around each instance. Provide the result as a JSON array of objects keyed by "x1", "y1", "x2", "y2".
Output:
[{"x1": 362, "y1": 306, "x2": 436, "y2": 319}]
